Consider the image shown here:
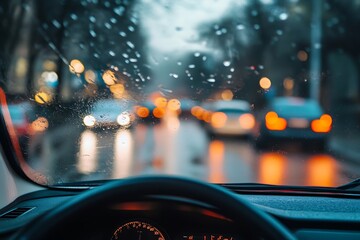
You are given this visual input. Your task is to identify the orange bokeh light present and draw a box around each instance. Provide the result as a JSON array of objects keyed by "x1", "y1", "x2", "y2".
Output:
[
  {"x1": 211, "y1": 112, "x2": 227, "y2": 128},
  {"x1": 258, "y1": 153, "x2": 286, "y2": 185},
  {"x1": 153, "y1": 107, "x2": 165, "y2": 118},
  {"x1": 311, "y1": 114, "x2": 332, "y2": 133},
  {"x1": 136, "y1": 107, "x2": 150, "y2": 118},
  {"x1": 265, "y1": 111, "x2": 287, "y2": 131},
  {"x1": 239, "y1": 113, "x2": 255, "y2": 130}
]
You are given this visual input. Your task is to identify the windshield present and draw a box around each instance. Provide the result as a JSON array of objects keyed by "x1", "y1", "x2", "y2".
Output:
[{"x1": 1, "y1": 0, "x2": 359, "y2": 187}]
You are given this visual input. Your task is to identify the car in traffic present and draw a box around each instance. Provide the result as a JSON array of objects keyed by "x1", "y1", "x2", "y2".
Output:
[
  {"x1": 83, "y1": 98, "x2": 135, "y2": 129},
  {"x1": 204, "y1": 100, "x2": 256, "y2": 137},
  {"x1": 256, "y1": 97, "x2": 332, "y2": 149}
]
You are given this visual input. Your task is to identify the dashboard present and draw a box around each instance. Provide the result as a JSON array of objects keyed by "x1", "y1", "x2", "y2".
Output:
[{"x1": 1, "y1": 188, "x2": 360, "y2": 240}]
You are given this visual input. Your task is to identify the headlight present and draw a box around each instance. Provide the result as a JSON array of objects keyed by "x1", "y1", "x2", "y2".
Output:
[
  {"x1": 83, "y1": 115, "x2": 96, "y2": 127},
  {"x1": 117, "y1": 112, "x2": 131, "y2": 127}
]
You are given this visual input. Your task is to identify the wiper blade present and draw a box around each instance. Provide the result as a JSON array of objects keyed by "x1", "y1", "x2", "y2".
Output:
[{"x1": 337, "y1": 178, "x2": 360, "y2": 191}]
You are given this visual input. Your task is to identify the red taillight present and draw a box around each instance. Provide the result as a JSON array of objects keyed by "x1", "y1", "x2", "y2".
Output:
[
  {"x1": 265, "y1": 111, "x2": 287, "y2": 131},
  {"x1": 311, "y1": 114, "x2": 332, "y2": 133}
]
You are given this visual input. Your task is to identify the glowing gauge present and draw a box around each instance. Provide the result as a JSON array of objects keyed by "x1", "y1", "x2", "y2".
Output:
[{"x1": 111, "y1": 221, "x2": 167, "y2": 240}]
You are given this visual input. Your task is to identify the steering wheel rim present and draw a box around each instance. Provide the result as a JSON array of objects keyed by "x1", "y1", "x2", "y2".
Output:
[{"x1": 16, "y1": 176, "x2": 296, "y2": 240}]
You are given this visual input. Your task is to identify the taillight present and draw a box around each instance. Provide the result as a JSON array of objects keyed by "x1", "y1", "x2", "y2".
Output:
[
  {"x1": 239, "y1": 113, "x2": 255, "y2": 130},
  {"x1": 211, "y1": 112, "x2": 227, "y2": 128},
  {"x1": 265, "y1": 111, "x2": 287, "y2": 131},
  {"x1": 311, "y1": 114, "x2": 332, "y2": 133}
]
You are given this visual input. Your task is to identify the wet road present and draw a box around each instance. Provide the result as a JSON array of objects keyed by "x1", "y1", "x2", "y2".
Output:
[{"x1": 27, "y1": 117, "x2": 358, "y2": 186}]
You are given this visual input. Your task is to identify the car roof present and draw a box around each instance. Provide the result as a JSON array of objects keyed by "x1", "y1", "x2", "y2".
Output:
[
  {"x1": 270, "y1": 97, "x2": 323, "y2": 118},
  {"x1": 212, "y1": 100, "x2": 251, "y2": 111}
]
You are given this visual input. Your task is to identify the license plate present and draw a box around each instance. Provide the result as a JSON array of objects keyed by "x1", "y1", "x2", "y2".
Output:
[{"x1": 288, "y1": 118, "x2": 309, "y2": 128}]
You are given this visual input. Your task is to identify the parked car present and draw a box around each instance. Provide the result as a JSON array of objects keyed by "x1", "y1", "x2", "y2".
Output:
[
  {"x1": 256, "y1": 97, "x2": 332, "y2": 149},
  {"x1": 204, "y1": 100, "x2": 255, "y2": 137}
]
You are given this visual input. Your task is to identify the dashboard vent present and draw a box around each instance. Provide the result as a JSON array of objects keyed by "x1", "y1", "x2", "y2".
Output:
[{"x1": 0, "y1": 207, "x2": 35, "y2": 219}]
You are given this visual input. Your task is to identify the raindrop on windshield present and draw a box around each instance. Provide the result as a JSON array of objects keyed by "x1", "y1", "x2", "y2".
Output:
[
  {"x1": 202, "y1": 56, "x2": 207, "y2": 61},
  {"x1": 110, "y1": 18, "x2": 117, "y2": 24},
  {"x1": 52, "y1": 20, "x2": 61, "y2": 29},
  {"x1": 114, "y1": 6, "x2": 125, "y2": 16},
  {"x1": 90, "y1": 30, "x2": 97, "y2": 37},
  {"x1": 122, "y1": 53, "x2": 129, "y2": 58},
  {"x1": 93, "y1": 53, "x2": 100, "y2": 58},
  {"x1": 129, "y1": 58, "x2": 137, "y2": 63},
  {"x1": 126, "y1": 41, "x2": 135, "y2": 49},
  {"x1": 194, "y1": 52, "x2": 201, "y2": 57},
  {"x1": 236, "y1": 24, "x2": 245, "y2": 30},
  {"x1": 254, "y1": 24, "x2": 260, "y2": 30},
  {"x1": 177, "y1": 61, "x2": 182, "y2": 66},
  {"x1": 128, "y1": 26, "x2": 135, "y2": 32},
  {"x1": 276, "y1": 30, "x2": 283, "y2": 35},
  {"x1": 169, "y1": 73, "x2": 179, "y2": 79},
  {"x1": 279, "y1": 12, "x2": 288, "y2": 20},
  {"x1": 207, "y1": 78, "x2": 216, "y2": 83},
  {"x1": 105, "y1": 23, "x2": 112, "y2": 29},
  {"x1": 188, "y1": 64, "x2": 195, "y2": 69},
  {"x1": 230, "y1": 68, "x2": 235, "y2": 72},
  {"x1": 89, "y1": 16, "x2": 96, "y2": 23},
  {"x1": 119, "y1": 31, "x2": 126, "y2": 37},
  {"x1": 70, "y1": 14, "x2": 78, "y2": 20},
  {"x1": 109, "y1": 51, "x2": 116, "y2": 56},
  {"x1": 223, "y1": 61, "x2": 231, "y2": 67}
]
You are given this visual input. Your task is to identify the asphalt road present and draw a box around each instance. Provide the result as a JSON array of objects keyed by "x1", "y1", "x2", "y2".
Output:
[{"x1": 26, "y1": 117, "x2": 359, "y2": 186}]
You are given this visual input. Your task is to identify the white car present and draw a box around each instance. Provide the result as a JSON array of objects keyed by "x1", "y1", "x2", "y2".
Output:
[
  {"x1": 205, "y1": 100, "x2": 255, "y2": 136},
  {"x1": 83, "y1": 98, "x2": 134, "y2": 128}
]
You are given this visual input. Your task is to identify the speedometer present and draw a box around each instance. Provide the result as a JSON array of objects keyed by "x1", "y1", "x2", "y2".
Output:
[{"x1": 111, "y1": 221, "x2": 167, "y2": 240}]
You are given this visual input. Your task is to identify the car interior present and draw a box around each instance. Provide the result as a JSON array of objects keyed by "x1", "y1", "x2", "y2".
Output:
[{"x1": 1, "y1": 0, "x2": 360, "y2": 240}]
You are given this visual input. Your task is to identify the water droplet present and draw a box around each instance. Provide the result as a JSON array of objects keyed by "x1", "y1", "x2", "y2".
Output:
[
  {"x1": 129, "y1": 58, "x2": 137, "y2": 62},
  {"x1": 122, "y1": 53, "x2": 129, "y2": 58},
  {"x1": 259, "y1": 65, "x2": 264, "y2": 70},
  {"x1": 105, "y1": 23, "x2": 112, "y2": 29},
  {"x1": 202, "y1": 56, "x2": 207, "y2": 61},
  {"x1": 236, "y1": 24, "x2": 245, "y2": 30},
  {"x1": 227, "y1": 75, "x2": 232, "y2": 79},
  {"x1": 109, "y1": 51, "x2": 116, "y2": 56},
  {"x1": 314, "y1": 43, "x2": 321, "y2": 49},
  {"x1": 188, "y1": 64, "x2": 195, "y2": 69},
  {"x1": 119, "y1": 31, "x2": 126, "y2": 37},
  {"x1": 279, "y1": 13, "x2": 288, "y2": 20},
  {"x1": 223, "y1": 61, "x2": 231, "y2": 67},
  {"x1": 94, "y1": 53, "x2": 100, "y2": 58},
  {"x1": 169, "y1": 73, "x2": 179, "y2": 79},
  {"x1": 276, "y1": 30, "x2": 283, "y2": 35},
  {"x1": 230, "y1": 68, "x2": 235, "y2": 72},
  {"x1": 114, "y1": 6, "x2": 125, "y2": 16},
  {"x1": 207, "y1": 78, "x2": 216, "y2": 83},
  {"x1": 90, "y1": 30, "x2": 96, "y2": 37},
  {"x1": 52, "y1": 20, "x2": 61, "y2": 29},
  {"x1": 70, "y1": 14, "x2": 78, "y2": 20},
  {"x1": 215, "y1": 30, "x2": 222, "y2": 35},
  {"x1": 254, "y1": 24, "x2": 260, "y2": 30},
  {"x1": 89, "y1": 16, "x2": 96, "y2": 23},
  {"x1": 194, "y1": 52, "x2": 201, "y2": 57},
  {"x1": 110, "y1": 18, "x2": 117, "y2": 24},
  {"x1": 128, "y1": 26, "x2": 135, "y2": 32},
  {"x1": 177, "y1": 61, "x2": 182, "y2": 66},
  {"x1": 126, "y1": 41, "x2": 135, "y2": 49}
]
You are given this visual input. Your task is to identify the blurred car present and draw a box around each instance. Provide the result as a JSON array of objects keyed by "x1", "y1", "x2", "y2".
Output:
[
  {"x1": 204, "y1": 100, "x2": 255, "y2": 137},
  {"x1": 83, "y1": 98, "x2": 135, "y2": 129},
  {"x1": 256, "y1": 97, "x2": 332, "y2": 149},
  {"x1": 134, "y1": 101, "x2": 163, "y2": 125}
]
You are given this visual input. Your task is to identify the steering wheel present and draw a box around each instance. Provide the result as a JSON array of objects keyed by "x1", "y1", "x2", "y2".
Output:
[{"x1": 16, "y1": 176, "x2": 296, "y2": 240}]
